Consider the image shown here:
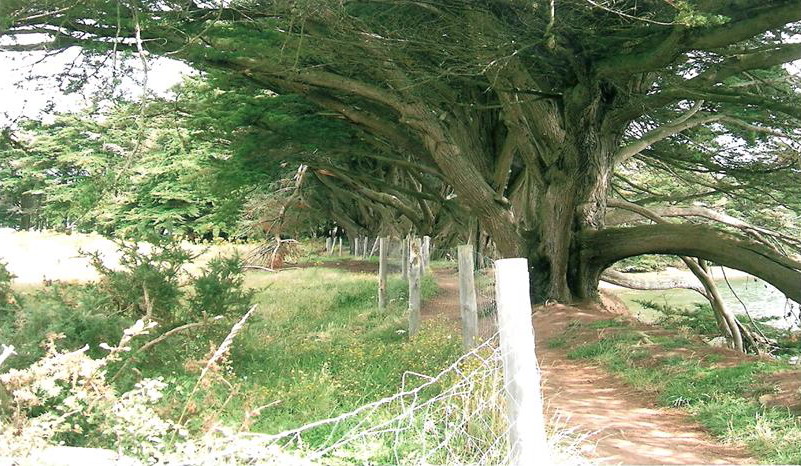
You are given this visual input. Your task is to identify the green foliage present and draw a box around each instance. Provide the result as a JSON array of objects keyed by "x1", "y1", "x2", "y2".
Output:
[
  {"x1": 645, "y1": 301, "x2": 723, "y2": 337},
  {"x1": 0, "y1": 260, "x2": 14, "y2": 308},
  {"x1": 615, "y1": 255, "x2": 682, "y2": 273},
  {"x1": 188, "y1": 254, "x2": 254, "y2": 319},
  {"x1": 0, "y1": 238, "x2": 254, "y2": 368},
  {"x1": 642, "y1": 301, "x2": 801, "y2": 358},
  {"x1": 86, "y1": 237, "x2": 197, "y2": 323},
  {"x1": 674, "y1": 2, "x2": 730, "y2": 27},
  {"x1": 586, "y1": 319, "x2": 630, "y2": 329},
  {"x1": 0, "y1": 283, "x2": 132, "y2": 367}
]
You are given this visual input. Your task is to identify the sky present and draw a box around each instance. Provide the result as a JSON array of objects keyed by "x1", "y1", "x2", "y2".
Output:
[{"x1": 0, "y1": 37, "x2": 195, "y2": 126}]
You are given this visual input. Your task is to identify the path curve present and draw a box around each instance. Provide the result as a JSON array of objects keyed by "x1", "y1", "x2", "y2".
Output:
[{"x1": 421, "y1": 271, "x2": 754, "y2": 465}]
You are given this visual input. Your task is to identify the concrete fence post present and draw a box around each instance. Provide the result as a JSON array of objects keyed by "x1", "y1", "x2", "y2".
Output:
[
  {"x1": 421, "y1": 235, "x2": 431, "y2": 273},
  {"x1": 408, "y1": 237, "x2": 422, "y2": 336},
  {"x1": 457, "y1": 245, "x2": 479, "y2": 350},
  {"x1": 494, "y1": 258, "x2": 549, "y2": 464},
  {"x1": 378, "y1": 237, "x2": 388, "y2": 311},
  {"x1": 401, "y1": 236, "x2": 409, "y2": 281}
]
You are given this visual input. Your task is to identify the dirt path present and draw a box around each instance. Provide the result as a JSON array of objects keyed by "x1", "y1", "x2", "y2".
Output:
[{"x1": 420, "y1": 270, "x2": 755, "y2": 465}]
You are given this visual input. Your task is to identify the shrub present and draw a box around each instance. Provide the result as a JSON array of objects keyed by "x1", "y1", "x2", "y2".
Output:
[
  {"x1": 188, "y1": 254, "x2": 254, "y2": 320},
  {"x1": 85, "y1": 236, "x2": 198, "y2": 323},
  {"x1": 0, "y1": 261, "x2": 14, "y2": 307},
  {"x1": 1, "y1": 283, "x2": 131, "y2": 368}
]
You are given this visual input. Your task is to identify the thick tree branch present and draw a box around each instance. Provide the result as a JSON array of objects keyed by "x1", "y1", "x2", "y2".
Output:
[{"x1": 583, "y1": 224, "x2": 801, "y2": 303}]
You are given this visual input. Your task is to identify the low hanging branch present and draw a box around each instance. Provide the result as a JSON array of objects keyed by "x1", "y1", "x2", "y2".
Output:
[
  {"x1": 606, "y1": 199, "x2": 801, "y2": 251},
  {"x1": 598, "y1": 200, "x2": 795, "y2": 352}
]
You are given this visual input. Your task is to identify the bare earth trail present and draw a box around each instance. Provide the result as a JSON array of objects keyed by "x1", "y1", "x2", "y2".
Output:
[{"x1": 421, "y1": 269, "x2": 754, "y2": 465}]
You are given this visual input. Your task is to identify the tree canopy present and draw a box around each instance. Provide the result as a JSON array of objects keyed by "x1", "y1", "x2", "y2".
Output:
[{"x1": 1, "y1": 0, "x2": 800, "y2": 304}]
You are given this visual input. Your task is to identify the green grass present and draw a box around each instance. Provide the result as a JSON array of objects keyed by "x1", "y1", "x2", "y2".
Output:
[
  {"x1": 139, "y1": 266, "x2": 460, "y2": 442},
  {"x1": 565, "y1": 327, "x2": 801, "y2": 463},
  {"x1": 586, "y1": 319, "x2": 629, "y2": 329}
]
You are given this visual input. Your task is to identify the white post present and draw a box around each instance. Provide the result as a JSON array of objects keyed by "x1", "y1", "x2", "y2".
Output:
[
  {"x1": 338, "y1": 237, "x2": 343, "y2": 256},
  {"x1": 354, "y1": 237, "x2": 359, "y2": 257},
  {"x1": 362, "y1": 236, "x2": 369, "y2": 258},
  {"x1": 408, "y1": 237, "x2": 422, "y2": 336},
  {"x1": 421, "y1": 235, "x2": 430, "y2": 275},
  {"x1": 494, "y1": 258, "x2": 548, "y2": 465},
  {"x1": 401, "y1": 237, "x2": 409, "y2": 281},
  {"x1": 378, "y1": 237, "x2": 388, "y2": 311},
  {"x1": 325, "y1": 237, "x2": 333, "y2": 255},
  {"x1": 457, "y1": 245, "x2": 479, "y2": 350}
]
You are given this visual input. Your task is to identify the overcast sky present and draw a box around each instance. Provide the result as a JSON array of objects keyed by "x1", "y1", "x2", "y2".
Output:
[{"x1": 0, "y1": 39, "x2": 194, "y2": 126}]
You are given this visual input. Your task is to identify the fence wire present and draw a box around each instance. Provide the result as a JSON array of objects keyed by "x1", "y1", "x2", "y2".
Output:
[
  {"x1": 166, "y1": 334, "x2": 589, "y2": 465},
  {"x1": 228, "y1": 239, "x2": 589, "y2": 465}
]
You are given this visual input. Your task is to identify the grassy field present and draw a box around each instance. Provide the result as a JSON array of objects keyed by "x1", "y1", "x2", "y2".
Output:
[
  {"x1": 164, "y1": 267, "x2": 459, "y2": 433},
  {"x1": 0, "y1": 228, "x2": 252, "y2": 285},
  {"x1": 555, "y1": 315, "x2": 801, "y2": 464}
]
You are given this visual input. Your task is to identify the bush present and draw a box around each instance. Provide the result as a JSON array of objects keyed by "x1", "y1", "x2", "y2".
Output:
[
  {"x1": 189, "y1": 254, "x2": 254, "y2": 320},
  {"x1": 85, "y1": 236, "x2": 198, "y2": 324},
  {"x1": 0, "y1": 261, "x2": 14, "y2": 305},
  {"x1": 1, "y1": 283, "x2": 132, "y2": 368},
  {"x1": 616, "y1": 254, "x2": 681, "y2": 273}
]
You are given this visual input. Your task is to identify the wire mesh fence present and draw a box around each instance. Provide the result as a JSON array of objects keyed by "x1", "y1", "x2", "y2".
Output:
[
  {"x1": 167, "y1": 335, "x2": 589, "y2": 465},
  {"x1": 235, "y1": 238, "x2": 589, "y2": 465}
]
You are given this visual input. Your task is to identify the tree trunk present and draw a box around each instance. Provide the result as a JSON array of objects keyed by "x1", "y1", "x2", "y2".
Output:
[{"x1": 522, "y1": 135, "x2": 616, "y2": 303}]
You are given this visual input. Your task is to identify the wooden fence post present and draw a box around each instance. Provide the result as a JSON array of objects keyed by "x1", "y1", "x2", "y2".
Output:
[
  {"x1": 401, "y1": 237, "x2": 409, "y2": 281},
  {"x1": 378, "y1": 237, "x2": 388, "y2": 311},
  {"x1": 362, "y1": 236, "x2": 369, "y2": 258},
  {"x1": 369, "y1": 237, "x2": 379, "y2": 257},
  {"x1": 457, "y1": 245, "x2": 479, "y2": 350},
  {"x1": 353, "y1": 237, "x2": 359, "y2": 257},
  {"x1": 494, "y1": 258, "x2": 548, "y2": 464},
  {"x1": 408, "y1": 237, "x2": 422, "y2": 336},
  {"x1": 338, "y1": 237, "x2": 343, "y2": 256},
  {"x1": 325, "y1": 237, "x2": 332, "y2": 255}
]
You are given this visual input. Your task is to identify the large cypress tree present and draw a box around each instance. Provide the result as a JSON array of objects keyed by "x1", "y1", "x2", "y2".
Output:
[{"x1": 2, "y1": 0, "x2": 800, "y2": 302}]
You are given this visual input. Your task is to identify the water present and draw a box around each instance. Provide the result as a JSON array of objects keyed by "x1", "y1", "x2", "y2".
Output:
[{"x1": 613, "y1": 274, "x2": 800, "y2": 330}]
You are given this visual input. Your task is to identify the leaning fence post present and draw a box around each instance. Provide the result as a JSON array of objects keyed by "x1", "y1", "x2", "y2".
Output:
[
  {"x1": 401, "y1": 237, "x2": 409, "y2": 281},
  {"x1": 457, "y1": 245, "x2": 479, "y2": 350},
  {"x1": 369, "y1": 237, "x2": 379, "y2": 257},
  {"x1": 408, "y1": 237, "x2": 422, "y2": 336},
  {"x1": 378, "y1": 237, "x2": 388, "y2": 311},
  {"x1": 494, "y1": 258, "x2": 548, "y2": 465}
]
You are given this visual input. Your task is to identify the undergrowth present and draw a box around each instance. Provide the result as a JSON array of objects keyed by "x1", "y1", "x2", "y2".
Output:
[{"x1": 1, "y1": 243, "x2": 490, "y2": 463}]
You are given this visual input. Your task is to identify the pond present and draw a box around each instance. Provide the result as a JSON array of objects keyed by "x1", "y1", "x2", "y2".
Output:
[{"x1": 611, "y1": 272, "x2": 801, "y2": 330}]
